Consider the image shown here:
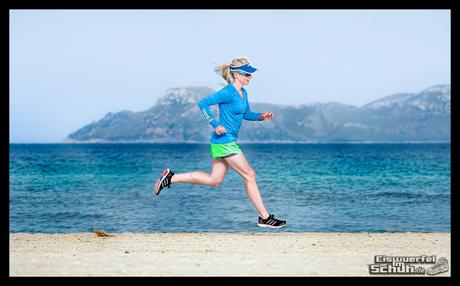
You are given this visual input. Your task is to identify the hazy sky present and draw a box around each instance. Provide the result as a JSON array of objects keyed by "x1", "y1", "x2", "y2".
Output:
[{"x1": 10, "y1": 10, "x2": 450, "y2": 143}]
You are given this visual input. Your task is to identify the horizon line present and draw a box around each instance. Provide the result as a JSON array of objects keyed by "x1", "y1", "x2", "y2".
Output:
[{"x1": 9, "y1": 141, "x2": 451, "y2": 144}]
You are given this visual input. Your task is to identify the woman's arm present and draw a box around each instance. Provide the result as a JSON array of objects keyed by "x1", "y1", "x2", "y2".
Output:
[
  {"x1": 243, "y1": 95, "x2": 262, "y2": 121},
  {"x1": 198, "y1": 89, "x2": 231, "y2": 128}
]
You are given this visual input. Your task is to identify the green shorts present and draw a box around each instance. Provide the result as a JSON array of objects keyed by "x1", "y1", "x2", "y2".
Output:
[{"x1": 209, "y1": 142, "x2": 243, "y2": 160}]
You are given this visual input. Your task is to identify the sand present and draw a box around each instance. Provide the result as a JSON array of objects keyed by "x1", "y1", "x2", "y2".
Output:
[{"x1": 10, "y1": 232, "x2": 450, "y2": 276}]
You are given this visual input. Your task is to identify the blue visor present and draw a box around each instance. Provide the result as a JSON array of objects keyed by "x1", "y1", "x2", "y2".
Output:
[{"x1": 229, "y1": 63, "x2": 257, "y2": 73}]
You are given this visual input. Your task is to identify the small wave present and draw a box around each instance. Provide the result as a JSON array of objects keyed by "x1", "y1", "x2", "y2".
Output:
[
  {"x1": 46, "y1": 211, "x2": 106, "y2": 220},
  {"x1": 372, "y1": 191, "x2": 450, "y2": 199}
]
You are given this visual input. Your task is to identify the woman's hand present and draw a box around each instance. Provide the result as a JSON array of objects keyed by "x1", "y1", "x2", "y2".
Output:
[
  {"x1": 260, "y1": 112, "x2": 274, "y2": 120},
  {"x1": 215, "y1": 125, "x2": 227, "y2": 135}
]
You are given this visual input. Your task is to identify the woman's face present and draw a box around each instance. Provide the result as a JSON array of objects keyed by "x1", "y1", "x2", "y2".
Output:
[{"x1": 233, "y1": 72, "x2": 252, "y2": 85}]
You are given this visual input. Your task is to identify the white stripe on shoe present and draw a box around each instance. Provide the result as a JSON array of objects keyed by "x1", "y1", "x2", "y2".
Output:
[
  {"x1": 257, "y1": 223, "x2": 285, "y2": 228},
  {"x1": 155, "y1": 168, "x2": 171, "y2": 195}
]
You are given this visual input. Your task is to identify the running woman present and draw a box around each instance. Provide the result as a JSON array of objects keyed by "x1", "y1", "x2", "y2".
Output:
[{"x1": 154, "y1": 57, "x2": 286, "y2": 228}]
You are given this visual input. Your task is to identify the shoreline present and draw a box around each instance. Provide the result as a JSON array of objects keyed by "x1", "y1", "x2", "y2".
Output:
[
  {"x1": 10, "y1": 141, "x2": 451, "y2": 144},
  {"x1": 10, "y1": 232, "x2": 450, "y2": 276}
]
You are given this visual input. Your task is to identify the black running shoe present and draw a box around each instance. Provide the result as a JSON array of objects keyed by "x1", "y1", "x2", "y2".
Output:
[
  {"x1": 257, "y1": 214, "x2": 286, "y2": 228},
  {"x1": 154, "y1": 168, "x2": 175, "y2": 195}
]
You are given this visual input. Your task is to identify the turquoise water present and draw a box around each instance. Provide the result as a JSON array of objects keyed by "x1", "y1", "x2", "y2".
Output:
[{"x1": 9, "y1": 143, "x2": 450, "y2": 233}]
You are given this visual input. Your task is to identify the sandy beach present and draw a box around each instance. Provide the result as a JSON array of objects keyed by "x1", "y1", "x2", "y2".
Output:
[{"x1": 10, "y1": 232, "x2": 450, "y2": 276}]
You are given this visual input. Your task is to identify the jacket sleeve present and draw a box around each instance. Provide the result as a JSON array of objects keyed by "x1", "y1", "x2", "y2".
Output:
[
  {"x1": 243, "y1": 95, "x2": 262, "y2": 121},
  {"x1": 198, "y1": 88, "x2": 231, "y2": 128}
]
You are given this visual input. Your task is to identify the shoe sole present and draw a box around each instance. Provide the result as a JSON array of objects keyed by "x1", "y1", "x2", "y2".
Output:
[
  {"x1": 257, "y1": 223, "x2": 287, "y2": 229},
  {"x1": 154, "y1": 168, "x2": 171, "y2": 196}
]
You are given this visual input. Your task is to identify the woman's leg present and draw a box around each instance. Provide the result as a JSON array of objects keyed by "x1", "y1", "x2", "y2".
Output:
[
  {"x1": 223, "y1": 154, "x2": 270, "y2": 219},
  {"x1": 170, "y1": 158, "x2": 229, "y2": 187}
]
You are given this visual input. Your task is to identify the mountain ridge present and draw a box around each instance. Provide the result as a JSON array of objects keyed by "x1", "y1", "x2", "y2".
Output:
[{"x1": 66, "y1": 84, "x2": 450, "y2": 143}]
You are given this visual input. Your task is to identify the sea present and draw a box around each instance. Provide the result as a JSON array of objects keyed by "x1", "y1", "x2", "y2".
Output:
[{"x1": 9, "y1": 143, "x2": 451, "y2": 233}]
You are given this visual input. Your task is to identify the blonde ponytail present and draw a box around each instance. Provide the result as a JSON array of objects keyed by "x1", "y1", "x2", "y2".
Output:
[
  {"x1": 214, "y1": 57, "x2": 250, "y2": 84},
  {"x1": 214, "y1": 63, "x2": 234, "y2": 84}
]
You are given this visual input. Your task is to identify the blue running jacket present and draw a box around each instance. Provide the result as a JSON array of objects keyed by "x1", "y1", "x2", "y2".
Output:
[{"x1": 198, "y1": 84, "x2": 262, "y2": 144}]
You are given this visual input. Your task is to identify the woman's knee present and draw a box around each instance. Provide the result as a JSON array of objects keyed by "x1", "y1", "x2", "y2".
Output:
[
  {"x1": 243, "y1": 169, "x2": 256, "y2": 181},
  {"x1": 210, "y1": 177, "x2": 224, "y2": 187}
]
